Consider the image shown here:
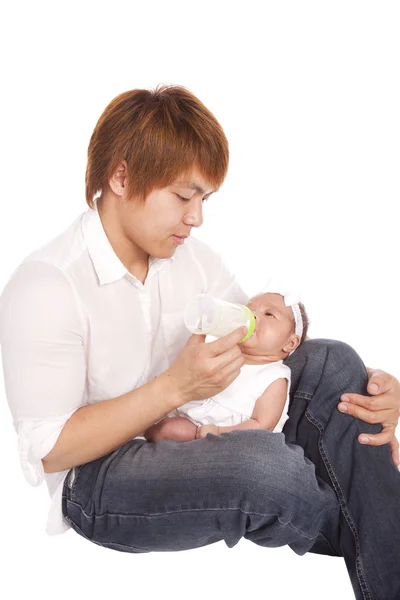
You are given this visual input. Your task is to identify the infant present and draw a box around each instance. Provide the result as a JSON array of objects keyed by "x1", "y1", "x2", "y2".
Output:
[{"x1": 145, "y1": 292, "x2": 309, "y2": 442}]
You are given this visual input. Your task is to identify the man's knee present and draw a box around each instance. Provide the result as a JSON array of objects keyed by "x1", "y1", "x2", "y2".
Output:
[
  {"x1": 219, "y1": 430, "x2": 327, "y2": 508},
  {"x1": 300, "y1": 338, "x2": 361, "y2": 366},
  {"x1": 310, "y1": 339, "x2": 367, "y2": 388},
  {"x1": 289, "y1": 338, "x2": 367, "y2": 393}
]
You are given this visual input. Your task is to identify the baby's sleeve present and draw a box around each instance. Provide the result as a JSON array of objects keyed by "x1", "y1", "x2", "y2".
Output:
[{"x1": 0, "y1": 261, "x2": 87, "y2": 486}]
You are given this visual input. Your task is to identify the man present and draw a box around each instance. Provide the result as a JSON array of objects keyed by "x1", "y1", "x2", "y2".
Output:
[{"x1": 1, "y1": 85, "x2": 399, "y2": 599}]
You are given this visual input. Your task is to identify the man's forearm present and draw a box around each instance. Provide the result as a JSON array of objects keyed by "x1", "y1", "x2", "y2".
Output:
[{"x1": 42, "y1": 371, "x2": 179, "y2": 473}]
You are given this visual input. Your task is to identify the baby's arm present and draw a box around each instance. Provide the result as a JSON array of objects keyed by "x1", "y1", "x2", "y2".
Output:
[
  {"x1": 250, "y1": 377, "x2": 288, "y2": 430},
  {"x1": 196, "y1": 378, "x2": 288, "y2": 438}
]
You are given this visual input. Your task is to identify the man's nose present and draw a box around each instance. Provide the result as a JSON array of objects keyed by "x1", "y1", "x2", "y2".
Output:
[{"x1": 183, "y1": 198, "x2": 204, "y2": 228}]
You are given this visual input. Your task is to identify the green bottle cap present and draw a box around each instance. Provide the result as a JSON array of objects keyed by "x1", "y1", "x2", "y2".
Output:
[{"x1": 240, "y1": 306, "x2": 256, "y2": 342}]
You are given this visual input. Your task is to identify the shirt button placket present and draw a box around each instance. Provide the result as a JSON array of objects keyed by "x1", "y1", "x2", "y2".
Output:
[{"x1": 139, "y1": 289, "x2": 152, "y2": 382}]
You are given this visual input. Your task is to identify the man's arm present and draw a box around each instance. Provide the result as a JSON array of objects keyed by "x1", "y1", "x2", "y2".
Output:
[
  {"x1": 0, "y1": 263, "x2": 182, "y2": 476},
  {"x1": 42, "y1": 372, "x2": 179, "y2": 473}
]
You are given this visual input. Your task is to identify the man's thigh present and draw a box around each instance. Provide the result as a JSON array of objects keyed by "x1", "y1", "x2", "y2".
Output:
[{"x1": 63, "y1": 429, "x2": 339, "y2": 552}]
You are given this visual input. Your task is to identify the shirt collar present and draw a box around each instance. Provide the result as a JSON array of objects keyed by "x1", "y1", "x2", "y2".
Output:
[{"x1": 81, "y1": 202, "x2": 174, "y2": 286}]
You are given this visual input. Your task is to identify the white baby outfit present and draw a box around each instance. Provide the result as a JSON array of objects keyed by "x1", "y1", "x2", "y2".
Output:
[{"x1": 177, "y1": 360, "x2": 291, "y2": 433}]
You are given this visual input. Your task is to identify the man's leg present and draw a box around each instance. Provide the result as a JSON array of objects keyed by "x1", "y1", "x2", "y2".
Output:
[
  {"x1": 284, "y1": 339, "x2": 400, "y2": 600},
  {"x1": 62, "y1": 428, "x2": 339, "y2": 556}
]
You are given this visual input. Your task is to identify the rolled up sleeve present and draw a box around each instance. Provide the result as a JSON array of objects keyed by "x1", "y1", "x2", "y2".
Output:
[{"x1": 0, "y1": 261, "x2": 87, "y2": 486}]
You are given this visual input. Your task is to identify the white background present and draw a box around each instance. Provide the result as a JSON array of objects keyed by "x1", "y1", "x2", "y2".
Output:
[{"x1": 0, "y1": 1, "x2": 399, "y2": 599}]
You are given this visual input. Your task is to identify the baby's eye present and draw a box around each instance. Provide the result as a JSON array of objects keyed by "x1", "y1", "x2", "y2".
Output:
[{"x1": 265, "y1": 312, "x2": 275, "y2": 317}]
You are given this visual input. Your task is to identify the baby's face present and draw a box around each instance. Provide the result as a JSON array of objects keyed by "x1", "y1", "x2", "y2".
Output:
[{"x1": 240, "y1": 293, "x2": 298, "y2": 358}]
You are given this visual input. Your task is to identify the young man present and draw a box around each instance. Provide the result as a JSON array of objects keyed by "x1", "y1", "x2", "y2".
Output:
[{"x1": 1, "y1": 85, "x2": 399, "y2": 599}]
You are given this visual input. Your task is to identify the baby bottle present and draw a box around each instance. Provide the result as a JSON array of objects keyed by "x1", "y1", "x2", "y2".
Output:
[{"x1": 184, "y1": 294, "x2": 255, "y2": 342}]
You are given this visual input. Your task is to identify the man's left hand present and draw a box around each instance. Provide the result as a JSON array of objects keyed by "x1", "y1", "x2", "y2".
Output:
[{"x1": 338, "y1": 368, "x2": 400, "y2": 467}]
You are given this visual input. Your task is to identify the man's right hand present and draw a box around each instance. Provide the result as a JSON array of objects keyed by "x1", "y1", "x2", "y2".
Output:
[{"x1": 164, "y1": 327, "x2": 247, "y2": 407}]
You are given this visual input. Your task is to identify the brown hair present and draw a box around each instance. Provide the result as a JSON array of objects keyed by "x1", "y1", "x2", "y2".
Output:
[{"x1": 85, "y1": 85, "x2": 229, "y2": 208}]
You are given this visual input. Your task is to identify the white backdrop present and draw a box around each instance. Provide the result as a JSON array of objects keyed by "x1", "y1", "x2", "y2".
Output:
[{"x1": 0, "y1": 2, "x2": 399, "y2": 599}]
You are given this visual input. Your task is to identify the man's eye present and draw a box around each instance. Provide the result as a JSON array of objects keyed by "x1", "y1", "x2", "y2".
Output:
[{"x1": 176, "y1": 194, "x2": 209, "y2": 203}]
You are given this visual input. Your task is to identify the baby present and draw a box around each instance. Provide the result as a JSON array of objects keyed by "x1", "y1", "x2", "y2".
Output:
[{"x1": 144, "y1": 292, "x2": 309, "y2": 442}]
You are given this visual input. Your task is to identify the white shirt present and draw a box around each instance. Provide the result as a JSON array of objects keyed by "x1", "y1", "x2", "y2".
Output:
[{"x1": 0, "y1": 203, "x2": 248, "y2": 535}]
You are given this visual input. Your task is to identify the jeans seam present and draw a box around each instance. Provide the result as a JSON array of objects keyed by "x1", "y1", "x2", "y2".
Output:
[
  {"x1": 294, "y1": 391, "x2": 313, "y2": 400},
  {"x1": 305, "y1": 408, "x2": 373, "y2": 600},
  {"x1": 64, "y1": 499, "x2": 325, "y2": 542}
]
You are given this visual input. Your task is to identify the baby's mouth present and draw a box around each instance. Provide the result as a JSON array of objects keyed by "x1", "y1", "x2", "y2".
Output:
[{"x1": 252, "y1": 314, "x2": 258, "y2": 334}]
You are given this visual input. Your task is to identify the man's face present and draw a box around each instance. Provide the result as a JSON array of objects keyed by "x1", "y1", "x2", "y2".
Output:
[
  {"x1": 120, "y1": 168, "x2": 216, "y2": 259},
  {"x1": 241, "y1": 293, "x2": 297, "y2": 357}
]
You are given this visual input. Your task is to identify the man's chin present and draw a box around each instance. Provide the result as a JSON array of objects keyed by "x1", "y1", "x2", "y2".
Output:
[{"x1": 152, "y1": 249, "x2": 176, "y2": 261}]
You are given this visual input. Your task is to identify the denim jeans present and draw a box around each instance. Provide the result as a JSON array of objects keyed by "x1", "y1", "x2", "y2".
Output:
[{"x1": 62, "y1": 339, "x2": 400, "y2": 600}]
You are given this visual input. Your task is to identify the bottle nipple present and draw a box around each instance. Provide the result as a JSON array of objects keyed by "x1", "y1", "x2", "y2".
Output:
[{"x1": 196, "y1": 314, "x2": 208, "y2": 331}]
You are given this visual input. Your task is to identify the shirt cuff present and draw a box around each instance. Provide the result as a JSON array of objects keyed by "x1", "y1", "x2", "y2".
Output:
[{"x1": 17, "y1": 410, "x2": 77, "y2": 486}]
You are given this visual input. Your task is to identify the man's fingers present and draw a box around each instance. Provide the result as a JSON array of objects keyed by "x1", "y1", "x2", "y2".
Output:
[
  {"x1": 340, "y1": 392, "x2": 391, "y2": 411},
  {"x1": 367, "y1": 369, "x2": 394, "y2": 395},
  {"x1": 359, "y1": 429, "x2": 400, "y2": 467},
  {"x1": 216, "y1": 356, "x2": 245, "y2": 388},
  {"x1": 222, "y1": 355, "x2": 246, "y2": 379},
  {"x1": 337, "y1": 400, "x2": 396, "y2": 424},
  {"x1": 187, "y1": 333, "x2": 206, "y2": 345},
  {"x1": 218, "y1": 347, "x2": 245, "y2": 370},
  {"x1": 389, "y1": 436, "x2": 400, "y2": 467},
  {"x1": 340, "y1": 392, "x2": 371, "y2": 407},
  {"x1": 357, "y1": 425, "x2": 396, "y2": 448},
  {"x1": 390, "y1": 434, "x2": 400, "y2": 452},
  {"x1": 207, "y1": 327, "x2": 247, "y2": 357},
  {"x1": 341, "y1": 392, "x2": 400, "y2": 416}
]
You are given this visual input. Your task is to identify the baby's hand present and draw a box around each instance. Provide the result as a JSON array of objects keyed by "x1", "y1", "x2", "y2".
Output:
[{"x1": 196, "y1": 424, "x2": 220, "y2": 439}]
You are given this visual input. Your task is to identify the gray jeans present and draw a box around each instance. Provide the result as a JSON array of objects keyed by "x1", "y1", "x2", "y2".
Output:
[{"x1": 62, "y1": 339, "x2": 400, "y2": 600}]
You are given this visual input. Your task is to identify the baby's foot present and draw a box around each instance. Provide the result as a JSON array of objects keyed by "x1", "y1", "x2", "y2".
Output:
[{"x1": 144, "y1": 416, "x2": 197, "y2": 442}]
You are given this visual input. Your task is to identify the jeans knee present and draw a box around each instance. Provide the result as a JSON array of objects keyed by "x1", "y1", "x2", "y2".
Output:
[
  {"x1": 284, "y1": 339, "x2": 369, "y2": 424},
  {"x1": 302, "y1": 339, "x2": 367, "y2": 390},
  {"x1": 222, "y1": 430, "x2": 324, "y2": 509},
  {"x1": 306, "y1": 338, "x2": 359, "y2": 364},
  {"x1": 321, "y1": 338, "x2": 365, "y2": 379}
]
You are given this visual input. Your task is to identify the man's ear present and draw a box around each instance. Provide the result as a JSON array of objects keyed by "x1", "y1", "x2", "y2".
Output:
[
  {"x1": 109, "y1": 160, "x2": 128, "y2": 196},
  {"x1": 283, "y1": 335, "x2": 300, "y2": 354}
]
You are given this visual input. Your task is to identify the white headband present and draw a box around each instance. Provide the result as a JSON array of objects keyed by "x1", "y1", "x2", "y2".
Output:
[
  {"x1": 291, "y1": 303, "x2": 303, "y2": 339},
  {"x1": 261, "y1": 279, "x2": 303, "y2": 340}
]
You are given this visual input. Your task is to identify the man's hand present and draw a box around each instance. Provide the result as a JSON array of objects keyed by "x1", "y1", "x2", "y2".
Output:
[
  {"x1": 337, "y1": 368, "x2": 400, "y2": 467},
  {"x1": 165, "y1": 327, "x2": 246, "y2": 406}
]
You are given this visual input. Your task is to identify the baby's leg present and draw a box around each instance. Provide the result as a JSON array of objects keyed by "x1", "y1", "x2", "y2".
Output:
[{"x1": 144, "y1": 417, "x2": 198, "y2": 442}]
